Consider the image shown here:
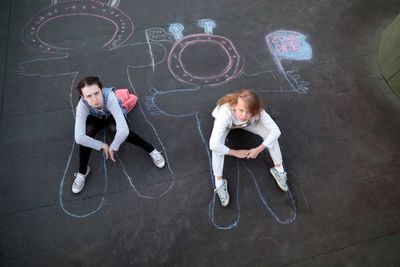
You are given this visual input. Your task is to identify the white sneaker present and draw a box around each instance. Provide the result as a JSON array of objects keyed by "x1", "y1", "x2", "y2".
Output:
[
  {"x1": 270, "y1": 167, "x2": 288, "y2": 191},
  {"x1": 149, "y1": 149, "x2": 165, "y2": 168},
  {"x1": 214, "y1": 179, "x2": 230, "y2": 207},
  {"x1": 72, "y1": 166, "x2": 90, "y2": 194}
]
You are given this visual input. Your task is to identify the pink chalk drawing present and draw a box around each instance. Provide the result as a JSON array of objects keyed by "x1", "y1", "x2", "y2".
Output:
[
  {"x1": 17, "y1": 0, "x2": 174, "y2": 218},
  {"x1": 166, "y1": 19, "x2": 243, "y2": 86},
  {"x1": 18, "y1": 3, "x2": 311, "y2": 227},
  {"x1": 22, "y1": 0, "x2": 132, "y2": 53},
  {"x1": 138, "y1": 20, "x2": 300, "y2": 230}
]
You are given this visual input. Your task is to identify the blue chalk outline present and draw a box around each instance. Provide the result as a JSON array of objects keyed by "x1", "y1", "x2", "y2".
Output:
[{"x1": 145, "y1": 86, "x2": 297, "y2": 229}]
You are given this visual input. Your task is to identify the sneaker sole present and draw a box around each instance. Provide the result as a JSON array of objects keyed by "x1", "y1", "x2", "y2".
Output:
[
  {"x1": 155, "y1": 162, "x2": 165, "y2": 168},
  {"x1": 72, "y1": 186, "x2": 84, "y2": 194}
]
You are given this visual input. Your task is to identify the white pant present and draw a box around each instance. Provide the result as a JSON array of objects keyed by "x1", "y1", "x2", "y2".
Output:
[{"x1": 211, "y1": 123, "x2": 283, "y2": 177}]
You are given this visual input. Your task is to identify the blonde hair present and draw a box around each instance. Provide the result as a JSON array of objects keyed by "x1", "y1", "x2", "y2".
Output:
[{"x1": 217, "y1": 89, "x2": 263, "y2": 116}]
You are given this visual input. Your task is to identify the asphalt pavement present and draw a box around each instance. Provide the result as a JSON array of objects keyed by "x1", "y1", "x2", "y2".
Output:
[{"x1": 1, "y1": 0, "x2": 400, "y2": 266}]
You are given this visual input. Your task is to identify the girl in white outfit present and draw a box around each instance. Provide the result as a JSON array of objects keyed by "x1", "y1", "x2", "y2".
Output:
[{"x1": 209, "y1": 89, "x2": 288, "y2": 207}]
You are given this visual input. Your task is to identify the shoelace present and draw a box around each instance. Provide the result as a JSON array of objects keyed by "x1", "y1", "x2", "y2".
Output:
[
  {"x1": 152, "y1": 153, "x2": 163, "y2": 163},
  {"x1": 214, "y1": 186, "x2": 228, "y2": 200},
  {"x1": 275, "y1": 171, "x2": 287, "y2": 181},
  {"x1": 73, "y1": 174, "x2": 85, "y2": 186}
]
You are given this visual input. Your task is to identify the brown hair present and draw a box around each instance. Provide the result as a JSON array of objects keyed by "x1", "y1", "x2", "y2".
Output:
[
  {"x1": 217, "y1": 89, "x2": 263, "y2": 116},
  {"x1": 76, "y1": 76, "x2": 103, "y2": 96}
]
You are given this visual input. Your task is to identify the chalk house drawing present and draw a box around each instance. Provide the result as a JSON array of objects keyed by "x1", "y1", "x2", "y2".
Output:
[{"x1": 18, "y1": 0, "x2": 175, "y2": 218}]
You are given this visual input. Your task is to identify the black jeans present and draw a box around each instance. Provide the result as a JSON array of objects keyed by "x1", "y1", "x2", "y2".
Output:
[{"x1": 79, "y1": 115, "x2": 154, "y2": 174}]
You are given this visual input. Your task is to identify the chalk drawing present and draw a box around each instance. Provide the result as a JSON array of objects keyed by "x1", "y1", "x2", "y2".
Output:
[
  {"x1": 266, "y1": 30, "x2": 312, "y2": 93},
  {"x1": 144, "y1": 84, "x2": 296, "y2": 229},
  {"x1": 169, "y1": 23, "x2": 184, "y2": 41},
  {"x1": 22, "y1": 0, "x2": 133, "y2": 53},
  {"x1": 19, "y1": 3, "x2": 310, "y2": 225},
  {"x1": 18, "y1": 0, "x2": 174, "y2": 218},
  {"x1": 51, "y1": 0, "x2": 121, "y2": 6},
  {"x1": 145, "y1": 28, "x2": 173, "y2": 43},
  {"x1": 167, "y1": 19, "x2": 243, "y2": 86},
  {"x1": 59, "y1": 119, "x2": 108, "y2": 219},
  {"x1": 198, "y1": 19, "x2": 216, "y2": 35},
  {"x1": 146, "y1": 20, "x2": 311, "y2": 93},
  {"x1": 145, "y1": 28, "x2": 173, "y2": 71},
  {"x1": 141, "y1": 19, "x2": 303, "y2": 229}
]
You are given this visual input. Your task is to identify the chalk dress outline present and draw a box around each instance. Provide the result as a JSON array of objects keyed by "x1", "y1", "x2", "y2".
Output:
[
  {"x1": 142, "y1": 19, "x2": 312, "y2": 229},
  {"x1": 18, "y1": 0, "x2": 175, "y2": 218}
]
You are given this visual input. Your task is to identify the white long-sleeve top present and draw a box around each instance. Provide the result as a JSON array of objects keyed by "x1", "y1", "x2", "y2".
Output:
[
  {"x1": 74, "y1": 91, "x2": 129, "y2": 151},
  {"x1": 209, "y1": 104, "x2": 281, "y2": 155}
]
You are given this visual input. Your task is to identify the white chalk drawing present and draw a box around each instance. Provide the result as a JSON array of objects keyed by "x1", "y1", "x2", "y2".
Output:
[
  {"x1": 143, "y1": 19, "x2": 305, "y2": 229},
  {"x1": 18, "y1": 0, "x2": 311, "y2": 228},
  {"x1": 18, "y1": 0, "x2": 174, "y2": 218}
]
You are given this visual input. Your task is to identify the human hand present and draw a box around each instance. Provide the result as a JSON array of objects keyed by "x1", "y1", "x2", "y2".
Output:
[
  {"x1": 108, "y1": 148, "x2": 116, "y2": 162},
  {"x1": 246, "y1": 148, "x2": 260, "y2": 159},
  {"x1": 101, "y1": 143, "x2": 110, "y2": 160},
  {"x1": 235, "y1": 149, "x2": 249, "y2": 159}
]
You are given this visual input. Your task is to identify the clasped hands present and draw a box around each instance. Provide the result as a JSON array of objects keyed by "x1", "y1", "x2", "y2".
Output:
[
  {"x1": 231, "y1": 145, "x2": 266, "y2": 159},
  {"x1": 101, "y1": 143, "x2": 116, "y2": 162}
]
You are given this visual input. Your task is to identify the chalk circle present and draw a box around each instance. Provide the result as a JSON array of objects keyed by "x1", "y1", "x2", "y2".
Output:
[
  {"x1": 22, "y1": 0, "x2": 133, "y2": 53},
  {"x1": 168, "y1": 34, "x2": 240, "y2": 86},
  {"x1": 38, "y1": 15, "x2": 117, "y2": 50},
  {"x1": 179, "y1": 42, "x2": 230, "y2": 78}
]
